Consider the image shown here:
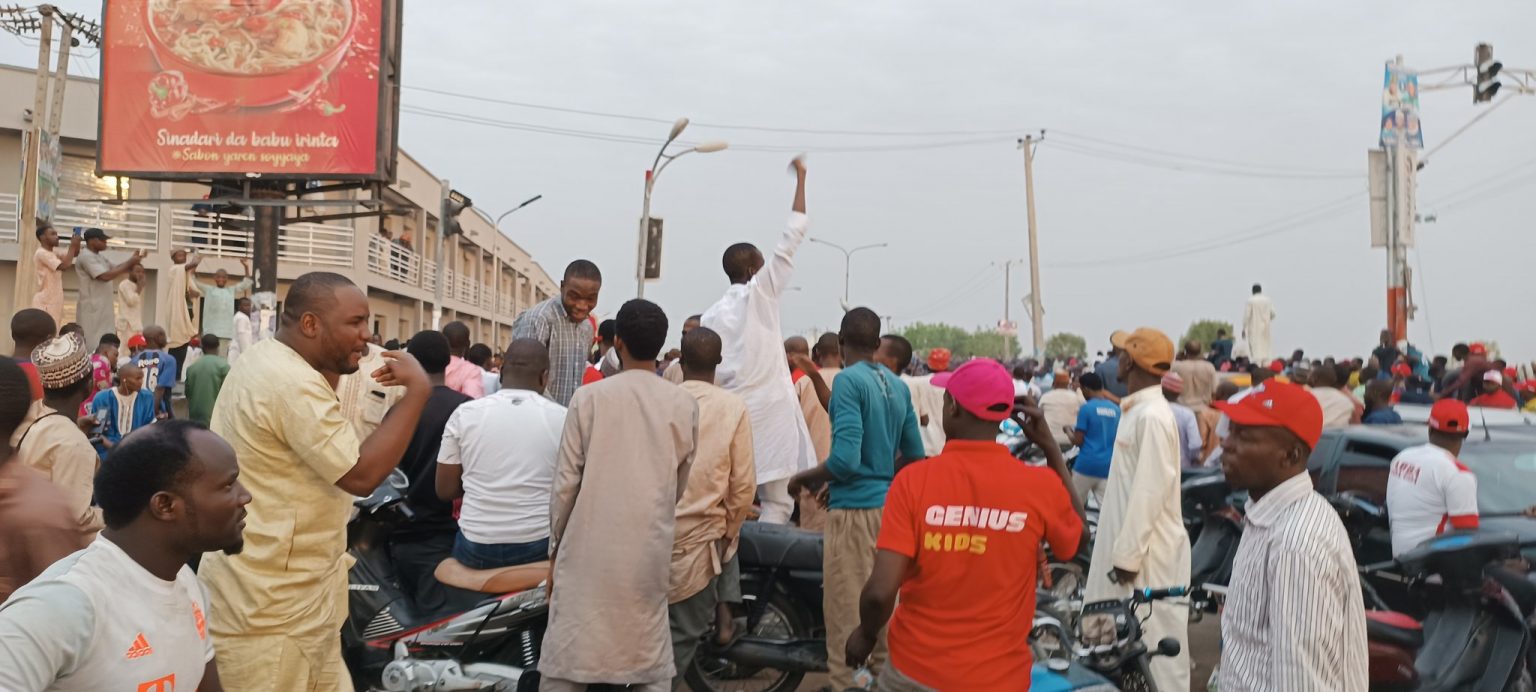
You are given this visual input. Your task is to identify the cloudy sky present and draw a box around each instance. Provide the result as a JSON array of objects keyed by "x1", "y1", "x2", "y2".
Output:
[{"x1": 16, "y1": 1, "x2": 1536, "y2": 360}]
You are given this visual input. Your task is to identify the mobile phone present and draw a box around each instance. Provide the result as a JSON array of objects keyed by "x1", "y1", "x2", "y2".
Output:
[{"x1": 71, "y1": 226, "x2": 82, "y2": 237}]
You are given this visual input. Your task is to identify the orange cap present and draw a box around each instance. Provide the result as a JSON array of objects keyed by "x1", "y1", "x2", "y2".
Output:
[{"x1": 1112, "y1": 327, "x2": 1175, "y2": 376}]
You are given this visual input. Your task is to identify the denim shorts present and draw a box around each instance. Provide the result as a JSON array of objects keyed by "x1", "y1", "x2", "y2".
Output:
[{"x1": 452, "y1": 532, "x2": 550, "y2": 570}]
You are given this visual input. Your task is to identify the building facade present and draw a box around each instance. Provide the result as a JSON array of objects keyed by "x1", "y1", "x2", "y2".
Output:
[{"x1": 0, "y1": 65, "x2": 558, "y2": 352}]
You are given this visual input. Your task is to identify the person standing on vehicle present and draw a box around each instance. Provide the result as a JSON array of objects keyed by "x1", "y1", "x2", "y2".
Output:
[
  {"x1": 1385, "y1": 399, "x2": 1478, "y2": 557},
  {"x1": 389, "y1": 331, "x2": 474, "y2": 617},
  {"x1": 845, "y1": 359, "x2": 1082, "y2": 690},
  {"x1": 541, "y1": 299, "x2": 698, "y2": 692},
  {"x1": 199, "y1": 272, "x2": 432, "y2": 691},
  {"x1": 1064, "y1": 372, "x2": 1119, "y2": 506},
  {"x1": 787, "y1": 307, "x2": 926, "y2": 691},
  {"x1": 437, "y1": 339, "x2": 566, "y2": 569},
  {"x1": 0, "y1": 420, "x2": 251, "y2": 691},
  {"x1": 1214, "y1": 380, "x2": 1368, "y2": 691},
  {"x1": 668, "y1": 326, "x2": 756, "y2": 686},
  {"x1": 701, "y1": 157, "x2": 818, "y2": 525},
  {"x1": 1082, "y1": 327, "x2": 1190, "y2": 692},
  {"x1": 1242, "y1": 283, "x2": 1275, "y2": 364}
]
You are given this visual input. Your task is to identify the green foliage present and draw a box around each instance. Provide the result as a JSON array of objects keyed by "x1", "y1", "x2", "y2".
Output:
[
  {"x1": 1043, "y1": 332, "x2": 1087, "y2": 360},
  {"x1": 901, "y1": 322, "x2": 1020, "y2": 361},
  {"x1": 1181, "y1": 319, "x2": 1235, "y2": 351}
]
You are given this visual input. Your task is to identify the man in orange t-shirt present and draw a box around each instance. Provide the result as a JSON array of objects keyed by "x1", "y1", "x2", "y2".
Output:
[{"x1": 846, "y1": 359, "x2": 1083, "y2": 690}]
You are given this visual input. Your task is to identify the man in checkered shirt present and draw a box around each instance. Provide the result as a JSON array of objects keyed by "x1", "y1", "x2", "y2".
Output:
[{"x1": 511, "y1": 260, "x2": 602, "y2": 406}]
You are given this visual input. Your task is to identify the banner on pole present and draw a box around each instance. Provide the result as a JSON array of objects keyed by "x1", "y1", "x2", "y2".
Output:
[{"x1": 1380, "y1": 63, "x2": 1424, "y2": 149}]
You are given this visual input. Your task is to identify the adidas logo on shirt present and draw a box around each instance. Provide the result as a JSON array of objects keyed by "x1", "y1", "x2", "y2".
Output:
[{"x1": 125, "y1": 633, "x2": 154, "y2": 660}]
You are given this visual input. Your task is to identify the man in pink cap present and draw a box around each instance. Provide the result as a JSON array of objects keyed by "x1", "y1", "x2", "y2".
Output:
[
  {"x1": 845, "y1": 359, "x2": 1082, "y2": 691},
  {"x1": 1214, "y1": 380, "x2": 1366, "y2": 691}
]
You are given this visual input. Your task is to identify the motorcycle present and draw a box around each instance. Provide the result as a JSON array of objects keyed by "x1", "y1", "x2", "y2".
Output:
[
  {"x1": 1058, "y1": 586, "x2": 1188, "y2": 692},
  {"x1": 692, "y1": 522, "x2": 1118, "y2": 691},
  {"x1": 343, "y1": 471, "x2": 548, "y2": 692},
  {"x1": 1181, "y1": 468, "x2": 1244, "y2": 616},
  {"x1": 1332, "y1": 494, "x2": 1536, "y2": 691}
]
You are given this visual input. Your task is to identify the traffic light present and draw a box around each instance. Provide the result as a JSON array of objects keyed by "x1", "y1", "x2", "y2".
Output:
[
  {"x1": 643, "y1": 217, "x2": 664, "y2": 279},
  {"x1": 442, "y1": 188, "x2": 472, "y2": 237},
  {"x1": 1474, "y1": 43, "x2": 1502, "y2": 104}
]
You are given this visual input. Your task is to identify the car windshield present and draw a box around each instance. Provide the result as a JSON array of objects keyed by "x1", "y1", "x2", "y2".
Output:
[{"x1": 1460, "y1": 439, "x2": 1536, "y2": 514}]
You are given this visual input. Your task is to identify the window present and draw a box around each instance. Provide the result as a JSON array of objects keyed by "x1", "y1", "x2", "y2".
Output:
[{"x1": 1334, "y1": 439, "x2": 1400, "y2": 503}]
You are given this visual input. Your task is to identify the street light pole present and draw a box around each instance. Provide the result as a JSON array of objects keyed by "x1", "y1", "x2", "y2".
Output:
[
  {"x1": 636, "y1": 118, "x2": 727, "y2": 298},
  {"x1": 491, "y1": 195, "x2": 542, "y2": 343},
  {"x1": 808, "y1": 237, "x2": 888, "y2": 307}
]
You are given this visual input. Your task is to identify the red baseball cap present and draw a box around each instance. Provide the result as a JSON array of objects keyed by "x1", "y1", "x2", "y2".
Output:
[
  {"x1": 126, "y1": 333, "x2": 147, "y2": 349},
  {"x1": 931, "y1": 359, "x2": 1015, "y2": 422},
  {"x1": 1269, "y1": 359, "x2": 1287, "y2": 373},
  {"x1": 1469, "y1": 343, "x2": 1488, "y2": 356},
  {"x1": 1428, "y1": 399, "x2": 1470, "y2": 436},
  {"x1": 1213, "y1": 381, "x2": 1324, "y2": 449},
  {"x1": 927, "y1": 348, "x2": 952, "y2": 373}
]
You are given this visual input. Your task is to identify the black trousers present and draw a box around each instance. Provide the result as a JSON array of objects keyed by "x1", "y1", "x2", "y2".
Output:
[{"x1": 389, "y1": 533, "x2": 485, "y2": 618}]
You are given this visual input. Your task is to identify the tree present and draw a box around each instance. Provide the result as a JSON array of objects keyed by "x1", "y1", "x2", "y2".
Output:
[
  {"x1": 900, "y1": 322, "x2": 1019, "y2": 361},
  {"x1": 1181, "y1": 319, "x2": 1235, "y2": 352},
  {"x1": 1043, "y1": 332, "x2": 1087, "y2": 360}
]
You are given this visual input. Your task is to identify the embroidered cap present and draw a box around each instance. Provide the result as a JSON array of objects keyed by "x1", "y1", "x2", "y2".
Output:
[{"x1": 31, "y1": 333, "x2": 91, "y2": 389}]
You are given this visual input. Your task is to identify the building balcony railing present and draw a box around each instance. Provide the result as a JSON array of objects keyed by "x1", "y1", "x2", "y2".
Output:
[
  {"x1": 167, "y1": 209, "x2": 352, "y2": 269},
  {"x1": 366, "y1": 234, "x2": 421, "y2": 286},
  {"x1": 0, "y1": 193, "x2": 19, "y2": 243},
  {"x1": 57, "y1": 199, "x2": 161, "y2": 252}
]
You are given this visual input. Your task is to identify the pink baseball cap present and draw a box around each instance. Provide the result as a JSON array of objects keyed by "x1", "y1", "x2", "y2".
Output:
[{"x1": 931, "y1": 359, "x2": 1015, "y2": 422}]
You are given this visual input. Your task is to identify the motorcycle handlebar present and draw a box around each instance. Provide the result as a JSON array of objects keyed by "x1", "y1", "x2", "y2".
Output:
[{"x1": 1132, "y1": 586, "x2": 1188, "y2": 602}]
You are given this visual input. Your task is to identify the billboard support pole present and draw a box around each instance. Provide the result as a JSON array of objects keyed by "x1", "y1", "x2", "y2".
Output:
[
  {"x1": 11, "y1": 9, "x2": 56, "y2": 337},
  {"x1": 250, "y1": 186, "x2": 283, "y2": 326}
]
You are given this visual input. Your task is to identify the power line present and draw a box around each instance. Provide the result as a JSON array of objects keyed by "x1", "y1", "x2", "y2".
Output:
[
  {"x1": 400, "y1": 105, "x2": 1009, "y2": 153},
  {"x1": 1048, "y1": 140, "x2": 1363, "y2": 180},
  {"x1": 1050, "y1": 130, "x2": 1360, "y2": 175},
  {"x1": 1045, "y1": 191, "x2": 1365, "y2": 268},
  {"x1": 402, "y1": 84, "x2": 1028, "y2": 137}
]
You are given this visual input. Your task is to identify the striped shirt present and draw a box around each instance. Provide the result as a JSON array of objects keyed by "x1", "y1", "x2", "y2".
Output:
[
  {"x1": 1218, "y1": 472, "x2": 1368, "y2": 692},
  {"x1": 511, "y1": 297, "x2": 593, "y2": 407}
]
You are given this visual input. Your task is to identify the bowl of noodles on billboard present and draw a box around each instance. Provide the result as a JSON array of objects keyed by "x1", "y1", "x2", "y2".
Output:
[{"x1": 145, "y1": 0, "x2": 357, "y2": 109}]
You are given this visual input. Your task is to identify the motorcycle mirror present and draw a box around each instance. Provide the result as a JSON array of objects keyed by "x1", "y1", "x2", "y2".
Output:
[{"x1": 1156, "y1": 638, "x2": 1181, "y2": 658}]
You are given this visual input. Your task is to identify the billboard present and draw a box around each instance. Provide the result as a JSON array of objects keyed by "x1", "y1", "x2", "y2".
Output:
[
  {"x1": 97, "y1": 0, "x2": 402, "y2": 181},
  {"x1": 1380, "y1": 63, "x2": 1423, "y2": 149}
]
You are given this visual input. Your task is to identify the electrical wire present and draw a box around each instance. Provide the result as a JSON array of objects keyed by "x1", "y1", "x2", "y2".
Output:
[
  {"x1": 1048, "y1": 140, "x2": 1363, "y2": 180},
  {"x1": 1411, "y1": 243, "x2": 1435, "y2": 356},
  {"x1": 895, "y1": 266, "x2": 1002, "y2": 321},
  {"x1": 1050, "y1": 130, "x2": 1360, "y2": 175},
  {"x1": 402, "y1": 84, "x2": 1029, "y2": 137},
  {"x1": 1045, "y1": 191, "x2": 1365, "y2": 269},
  {"x1": 400, "y1": 105, "x2": 1009, "y2": 153}
]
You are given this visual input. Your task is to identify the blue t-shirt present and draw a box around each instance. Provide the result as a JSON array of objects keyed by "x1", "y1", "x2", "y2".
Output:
[
  {"x1": 134, "y1": 350, "x2": 179, "y2": 415},
  {"x1": 1362, "y1": 407, "x2": 1403, "y2": 425},
  {"x1": 1073, "y1": 398, "x2": 1121, "y2": 478}
]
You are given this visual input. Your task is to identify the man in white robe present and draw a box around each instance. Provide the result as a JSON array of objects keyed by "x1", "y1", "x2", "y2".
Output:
[
  {"x1": 1242, "y1": 283, "x2": 1275, "y2": 364},
  {"x1": 700, "y1": 157, "x2": 816, "y2": 524},
  {"x1": 1083, "y1": 327, "x2": 1190, "y2": 692}
]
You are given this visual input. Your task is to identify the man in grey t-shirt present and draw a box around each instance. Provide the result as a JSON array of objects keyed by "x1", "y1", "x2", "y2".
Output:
[{"x1": 73, "y1": 227, "x2": 143, "y2": 348}]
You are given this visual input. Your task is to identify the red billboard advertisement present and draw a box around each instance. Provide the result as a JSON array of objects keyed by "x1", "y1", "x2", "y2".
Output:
[{"x1": 98, "y1": 0, "x2": 401, "y2": 181}]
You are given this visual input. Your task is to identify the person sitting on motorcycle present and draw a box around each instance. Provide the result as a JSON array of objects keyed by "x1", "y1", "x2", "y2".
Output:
[
  {"x1": 1385, "y1": 399, "x2": 1478, "y2": 558},
  {"x1": 845, "y1": 359, "x2": 1083, "y2": 691},
  {"x1": 1213, "y1": 380, "x2": 1368, "y2": 691},
  {"x1": 436, "y1": 339, "x2": 567, "y2": 570}
]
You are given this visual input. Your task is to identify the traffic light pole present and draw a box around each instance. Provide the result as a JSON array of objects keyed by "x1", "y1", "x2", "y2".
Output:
[{"x1": 433, "y1": 178, "x2": 449, "y2": 330}]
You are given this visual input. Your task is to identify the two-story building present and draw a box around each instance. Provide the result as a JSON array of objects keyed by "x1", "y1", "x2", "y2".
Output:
[{"x1": 0, "y1": 65, "x2": 558, "y2": 353}]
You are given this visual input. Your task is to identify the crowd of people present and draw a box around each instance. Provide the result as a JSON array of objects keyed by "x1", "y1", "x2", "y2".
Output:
[{"x1": 0, "y1": 155, "x2": 1532, "y2": 692}]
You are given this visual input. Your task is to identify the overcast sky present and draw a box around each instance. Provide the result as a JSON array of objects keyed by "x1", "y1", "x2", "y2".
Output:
[{"x1": 16, "y1": 1, "x2": 1536, "y2": 360}]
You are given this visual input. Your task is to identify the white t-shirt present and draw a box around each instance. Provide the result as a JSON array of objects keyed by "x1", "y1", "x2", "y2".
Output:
[
  {"x1": 0, "y1": 536, "x2": 213, "y2": 691},
  {"x1": 439, "y1": 388, "x2": 567, "y2": 544},
  {"x1": 1385, "y1": 443, "x2": 1479, "y2": 557}
]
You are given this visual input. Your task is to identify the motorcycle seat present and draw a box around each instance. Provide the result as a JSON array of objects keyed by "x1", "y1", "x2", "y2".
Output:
[
  {"x1": 1488, "y1": 565, "x2": 1536, "y2": 616},
  {"x1": 434, "y1": 558, "x2": 550, "y2": 595},
  {"x1": 1364, "y1": 610, "x2": 1423, "y2": 650},
  {"x1": 736, "y1": 522, "x2": 823, "y2": 571}
]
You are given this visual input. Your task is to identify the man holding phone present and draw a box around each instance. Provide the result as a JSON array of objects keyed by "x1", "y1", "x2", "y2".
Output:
[{"x1": 74, "y1": 227, "x2": 145, "y2": 348}]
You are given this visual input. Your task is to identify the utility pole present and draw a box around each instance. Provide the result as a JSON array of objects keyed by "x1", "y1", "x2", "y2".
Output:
[
  {"x1": 1018, "y1": 132, "x2": 1046, "y2": 357},
  {"x1": 433, "y1": 178, "x2": 450, "y2": 329},
  {"x1": 11, "y1": 6, "x2": 77, "y2": 326}
]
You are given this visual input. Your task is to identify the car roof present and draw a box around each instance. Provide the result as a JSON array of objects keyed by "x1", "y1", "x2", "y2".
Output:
[
  {"x1": 1396, "y1": 403, "x2": 1536, "y2": 427},
  {"x1": 1320, "y1": 422, "x2": 1536, "y2": 451}
]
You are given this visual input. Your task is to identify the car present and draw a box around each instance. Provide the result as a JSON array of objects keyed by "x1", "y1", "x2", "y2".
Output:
[
  {"x1": 1395, "y1": 402, "x2": 1535, "y2": 427},
  {"x1": 1307, "y1": 423, "x2": 1536, "y2": 568}
]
